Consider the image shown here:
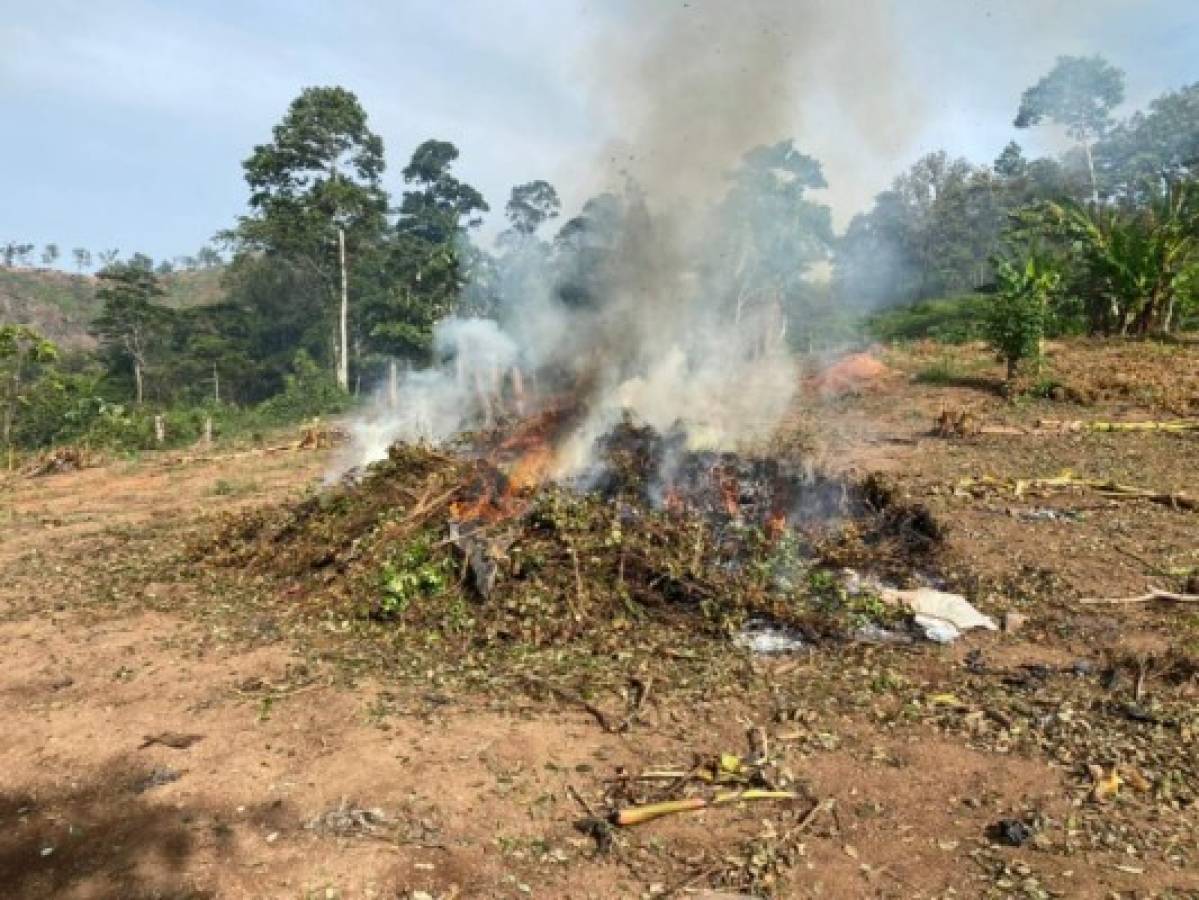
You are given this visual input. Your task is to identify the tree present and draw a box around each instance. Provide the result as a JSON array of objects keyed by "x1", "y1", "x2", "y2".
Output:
[
  {"x1": 97, "y1": 248, "x2": 120, "y2": 267},
  {"x1": 994, "y1": 142, "x2": 1028, "y2": 178},
  {"x1": 835, "y1": 151, "x2": 1008, "y2": 307},
  {"x1": 1015, "y1": 55, "x2": 1125, "y2": 205},
  {"x1": 985, "y1": 253, "x2": 1060, "y2": 382},
  {"x1": 196, "y1": 245, "x2": 223, "y2": 268},
  {"x1": 485, "y1": 180, "x2": 561, "y2": 320},
  {"x1": 0, "y1": 325, "x2": 58, "y2": 449},
  {"x1": 501, "y1": 180, "x2": 561, "y2": 243},
  {"x1": 551, "y1": 191, "x2": 627, "y2": 309},
  {"x1": 92, "y1": 263, "x2": 170, "y2": 404},
  {"x1": 396, "y1": 140, "x2": 488, "y2": 242},
  {"x1": 1, "y1": 242, "x2": 34, "y2": 267},
  {"x1": 72, "y1": 248, "x2": 92, "y2": 273},
  {"x1": 214, "y1": 255, "x2": 331, "y2": 402},
  {"x1": 41, "y1": 244, "x2": 60, "y2": 267},
  {"x1": 234, "y1": 86, "x2": 389, "y2": 389},
  {"x1": 129, "y1": 252, "x2": 154, "y2": 271},
  {"x1": 362, "y1": 139, "x2": 489, "y2": 357},
  {"x1": 711, "y1": 140, "x2": 834, "y2": 347},
  {"x1": 1098, "y1": 82, "x2": 1199, "y2": 201}
]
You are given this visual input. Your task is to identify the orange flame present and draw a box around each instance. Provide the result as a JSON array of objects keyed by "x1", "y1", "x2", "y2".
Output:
[
  {"x1": 450, "y1": 408, "x2": 569, "y2": 524},
  {"x1": 765, "y1": 509, "x2": 787, "y2": 541},
  {"x1": 506, "y1": 442, "x2": 555, "y2": 492},
  {"x1": 716, "y1": 467, "x2": 741, "y2": 520}
]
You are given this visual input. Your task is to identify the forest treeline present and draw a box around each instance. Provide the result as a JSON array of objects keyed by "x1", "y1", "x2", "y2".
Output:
[
  {"x1": 0, "y1": 243, "x2": 222, "y2": 274},
  {"x1": 3, "y1": 55, "x2": 1199, "y2": 452}
]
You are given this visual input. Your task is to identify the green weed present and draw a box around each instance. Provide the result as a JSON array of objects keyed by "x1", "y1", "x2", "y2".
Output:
[{"x1": 377, "y1": 538, "x2": 449, "y2": 618}]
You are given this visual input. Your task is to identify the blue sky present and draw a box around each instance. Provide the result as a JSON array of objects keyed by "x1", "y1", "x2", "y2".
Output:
[{"x1": 1, "y1": 0, "x2": 1196, "y2": 268}]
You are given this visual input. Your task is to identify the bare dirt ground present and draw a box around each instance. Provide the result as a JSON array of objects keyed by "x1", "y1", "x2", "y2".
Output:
[{"x1": 2, "y1": 340, "x2": 1197, "y2": 899}]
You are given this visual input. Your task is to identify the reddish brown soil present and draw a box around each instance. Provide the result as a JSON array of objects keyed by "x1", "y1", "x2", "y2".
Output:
[{"x1": 2, "y1": 339, "x2": 1197, "y2": 899}]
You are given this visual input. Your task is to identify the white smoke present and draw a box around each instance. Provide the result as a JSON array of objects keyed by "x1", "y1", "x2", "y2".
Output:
[
  {"x1": 339, "y1": 0, "x2": 914, "y2": 476},
  {"x1": 339, "y1": 317, "x2": 517, "y2": 469}
]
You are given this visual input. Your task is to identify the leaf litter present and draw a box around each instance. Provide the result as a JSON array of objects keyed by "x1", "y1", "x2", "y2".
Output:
[{"x1": 180, "y1": 411, "x2": 1199, "y2": 895}]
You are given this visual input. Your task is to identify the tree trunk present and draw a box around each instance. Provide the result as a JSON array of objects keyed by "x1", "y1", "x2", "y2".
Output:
[
  {"x1": 337, "y1": 227, "x2": 349, "y2": 391},
  {"x1": 1083, "y1": 140, "x2": 1100, "y2": 207},
  {"x1": 388, "y1": 359, "x2": 399, "y2": 410},
  {"x1": 1133, "y1": 302, "x2": 1153, "y2": 336},
  {"x1": 213, "y1": 364, "x2": 220, "y2": 404},
  {"x1": 1160, "y1": 292, "x2": 1177, "y2": 335},
  {"x1": 1, "y1": 375, "x2": 14, "y2": 446},
  {"x1": 134, "y1": 359, "x2": 144, "y2": 405}
]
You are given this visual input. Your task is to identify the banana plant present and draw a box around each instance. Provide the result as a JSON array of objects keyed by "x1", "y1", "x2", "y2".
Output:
[
  {"x1": 986, "y1": 252, "x2": 1061, "y2": 382},
  {"x1": 1018, "y1": 180, "x2": 1199, "y2": 335}
]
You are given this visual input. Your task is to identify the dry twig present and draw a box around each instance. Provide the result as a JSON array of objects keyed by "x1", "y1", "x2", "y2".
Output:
[
  {"x1": 521, "y1": 676, "x2": 620, "y2": 733},
  {"x1": 1078, "y1": 588, "x2": 1199, "y2": 605}
]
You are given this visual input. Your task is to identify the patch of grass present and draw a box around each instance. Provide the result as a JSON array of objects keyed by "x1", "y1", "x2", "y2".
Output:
[
  {"x1": 211, "y1": 478, "x2": 258, "y2": 497},
  {"x1": 914, "y1": 356, "x2": 963, "y2": 385},
  {"x1": 903, "y1": 347, "x2": 1004, "y2": 393}
]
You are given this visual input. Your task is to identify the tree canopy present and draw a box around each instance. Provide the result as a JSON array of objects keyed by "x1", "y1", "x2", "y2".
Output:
[
  {"x1": 238, "y1": 86, "x2": 388, "y2": 258},
  {"x1": 359, "y1": 139, "x2": 490, "y2": 359},
  {"x1": 1015, "y1": 55, "x2": 1126, "y2": 203}
]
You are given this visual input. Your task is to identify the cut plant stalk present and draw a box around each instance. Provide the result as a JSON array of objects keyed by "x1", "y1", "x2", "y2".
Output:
[
  {"x1": 613, "y1": 789, "x2": 799, "y2": 826},
  {"x1": 1036, "y1": 419, "x2": 1199, "y2": 433}
]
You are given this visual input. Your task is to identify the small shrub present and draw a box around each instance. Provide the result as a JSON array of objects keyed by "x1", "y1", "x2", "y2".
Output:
[
  {"x1": 254, "y1": 351, "x2": 350, "y2": 426},
  {"x1": 985, "y1": 255, "x2": 1059, "y2": 382},
  {"x1": 866, "y1": 295, "x2": 989, "y2": 344},
  {"x1": 1026, "y1": 376, "x2": 1066, "y2": 399}
]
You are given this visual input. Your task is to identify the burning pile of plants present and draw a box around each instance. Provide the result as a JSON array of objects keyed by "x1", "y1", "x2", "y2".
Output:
[{"x1": 206, "y1": 411, "x2": 942, "y2": 654}]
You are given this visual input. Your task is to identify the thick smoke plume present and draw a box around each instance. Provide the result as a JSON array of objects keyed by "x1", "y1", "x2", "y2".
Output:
[
  {"x1": 343, "y1": 0, "x2": 917, "y2": 477},
  {"x1": 590, "y1": 0, "x2": 916, "y2": 213}
]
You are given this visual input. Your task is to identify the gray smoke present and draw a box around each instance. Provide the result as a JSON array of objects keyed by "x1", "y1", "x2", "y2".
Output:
[{"x1": 342, "y1": 0, "x2": 923, "y2": 475}]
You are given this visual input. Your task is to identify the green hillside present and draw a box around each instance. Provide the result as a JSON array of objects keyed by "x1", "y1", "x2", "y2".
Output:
[{"x1": 0, "y1": 266, "x2": 225, "y2": 349}]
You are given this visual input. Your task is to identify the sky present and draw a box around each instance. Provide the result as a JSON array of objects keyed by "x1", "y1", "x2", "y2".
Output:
[{"x1": 1, "y1": 0, "x2": 1197, "y2": 268}]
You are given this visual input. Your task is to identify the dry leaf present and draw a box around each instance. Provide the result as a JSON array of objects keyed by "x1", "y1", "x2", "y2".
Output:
[{"x1": 1088, "y1": 764, "x2": 1122, "y2": 801}]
